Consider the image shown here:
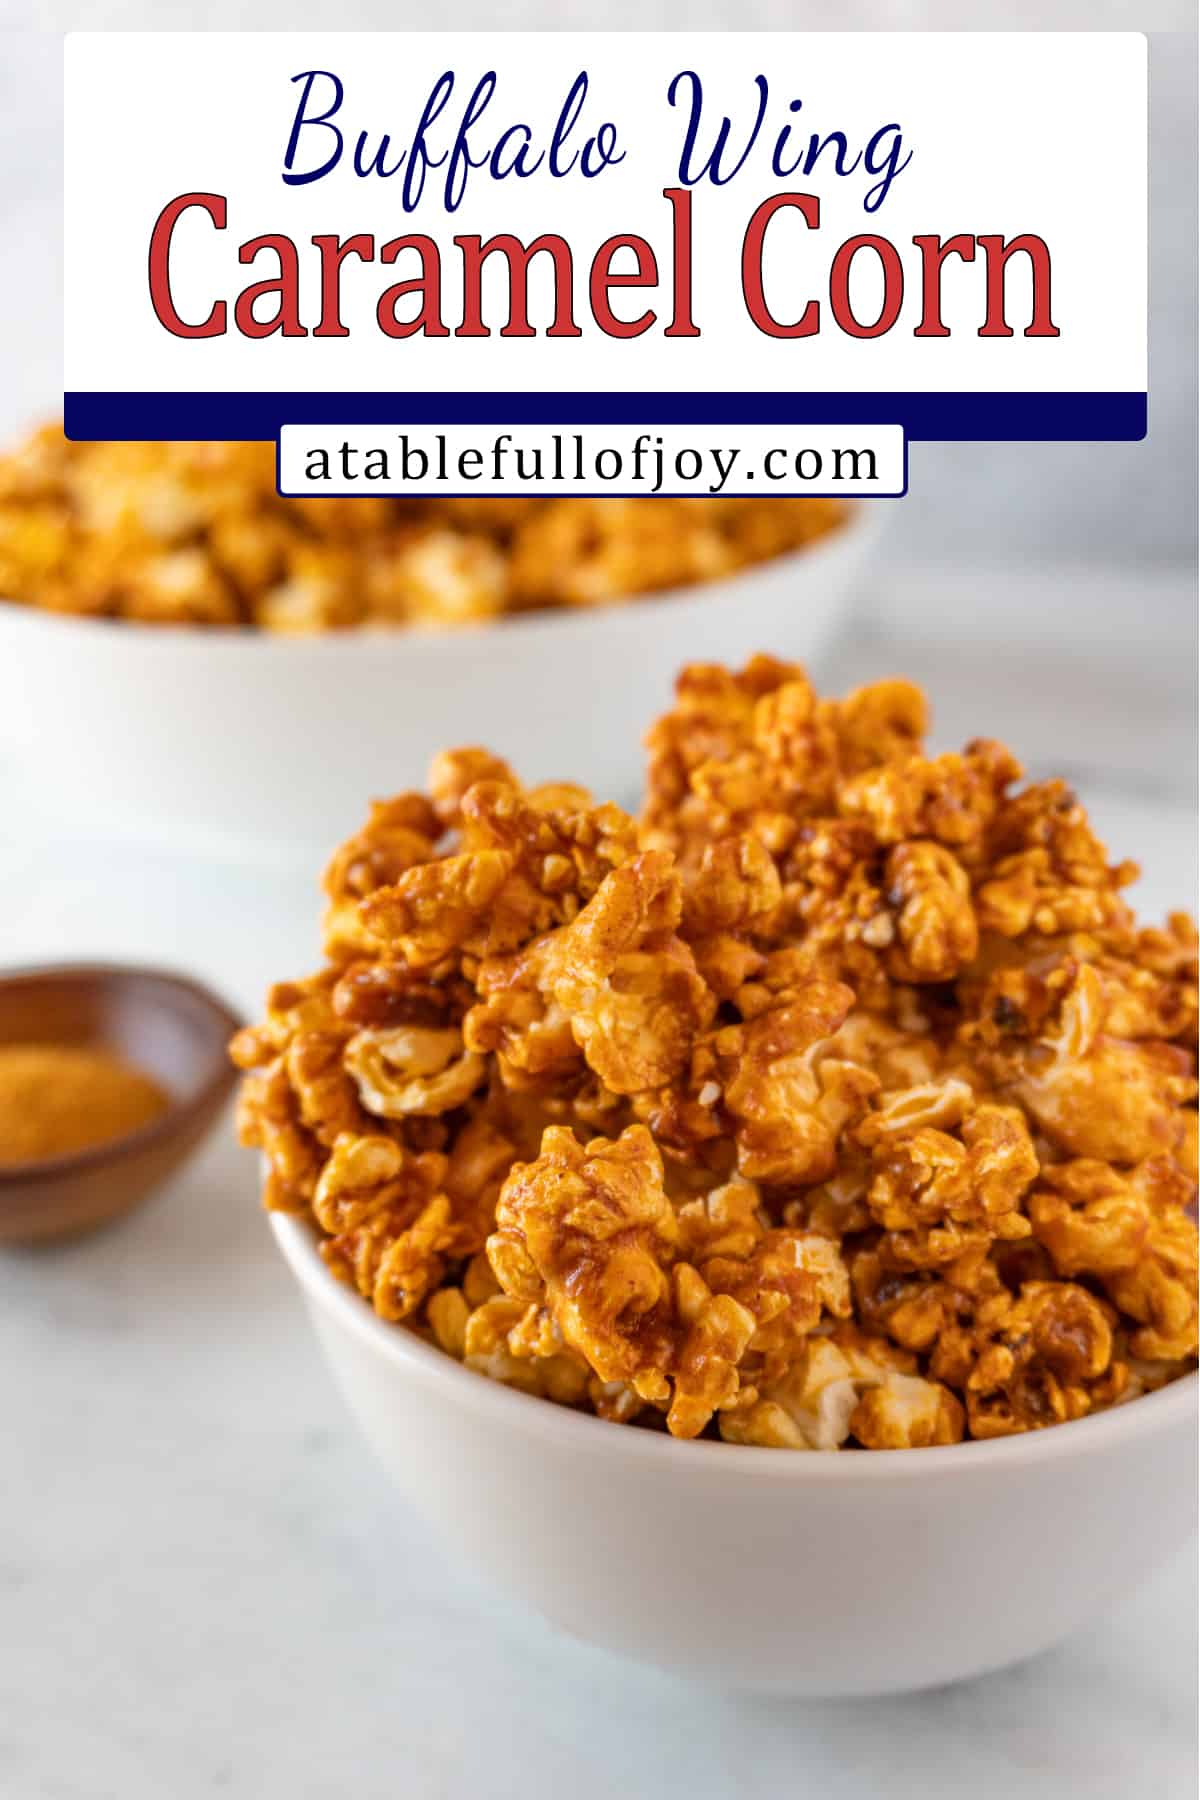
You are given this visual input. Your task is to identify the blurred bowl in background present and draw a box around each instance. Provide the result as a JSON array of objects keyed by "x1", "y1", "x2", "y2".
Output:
[{"x1": 0, "y1": 499, "x2": 885, "y2": 861}]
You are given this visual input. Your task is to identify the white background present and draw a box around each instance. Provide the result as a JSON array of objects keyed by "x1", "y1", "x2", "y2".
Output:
[{"x1": 64, "y1": 31, "x2": 1147, "y2": 398}]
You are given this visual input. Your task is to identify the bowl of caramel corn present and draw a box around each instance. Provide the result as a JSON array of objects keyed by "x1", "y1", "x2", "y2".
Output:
[{"x1": 234, "y1": 653, "x2": 1197, "y2": 1694}]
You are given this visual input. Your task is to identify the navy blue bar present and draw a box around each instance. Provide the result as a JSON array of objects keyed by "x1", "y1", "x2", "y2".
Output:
[{"x1": 64, "y1": 391, "x2": 1147, "y2": 443}]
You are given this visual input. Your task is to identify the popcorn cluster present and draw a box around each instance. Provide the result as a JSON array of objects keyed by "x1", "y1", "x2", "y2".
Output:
[
  {"x1": 233, "y1": 656, "x2": 1198, "y2": 1448},
  {"x1": 0, "y1": 426, "x2": 843, "y2": 630}
]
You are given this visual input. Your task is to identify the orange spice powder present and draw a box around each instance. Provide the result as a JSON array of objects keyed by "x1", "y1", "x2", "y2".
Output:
[{"x1": 0, "y1": 1043, "x2": 169, "y2": 1166}]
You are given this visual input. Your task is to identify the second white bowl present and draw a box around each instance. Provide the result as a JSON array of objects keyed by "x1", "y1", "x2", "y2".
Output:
[{"x1": 0, "y1": 503, "x2": 883, "y2": 859}]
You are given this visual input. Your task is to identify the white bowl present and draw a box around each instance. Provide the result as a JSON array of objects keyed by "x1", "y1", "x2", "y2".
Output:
[
  {"x1": 0, "y1": 504, "x2": 883, "y2": 860},
  {"x1": 271, "y1": 1210, "x2": 1198, "y2": 1696}
]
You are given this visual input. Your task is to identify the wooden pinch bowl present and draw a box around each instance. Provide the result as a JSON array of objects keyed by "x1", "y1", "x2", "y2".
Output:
[{"x1": 0, "y1": 963, "x2": 242, "y2": 1245}]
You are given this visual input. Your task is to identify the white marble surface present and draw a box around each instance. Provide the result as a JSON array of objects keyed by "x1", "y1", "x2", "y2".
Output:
[{"x1": 1, "y1": 562, "x2": 1196, "y2": 1799}]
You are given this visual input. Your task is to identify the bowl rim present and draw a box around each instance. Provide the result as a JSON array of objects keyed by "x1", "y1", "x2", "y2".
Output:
[
  {"x1": 270, "y1": 1208, "x2": 1199, "y2": 1480},
  {"x1": 0, "y1": 961, "x2": 243, "y2": 1184},
  {"x1": 0, "y1": 497, "x2": 883, "y2": 647}
]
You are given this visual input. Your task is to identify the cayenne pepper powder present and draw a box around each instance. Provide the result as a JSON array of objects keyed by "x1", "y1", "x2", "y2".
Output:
[{"x1": 0, "y1": 1043, "x2": 169, "y2": 1166}]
